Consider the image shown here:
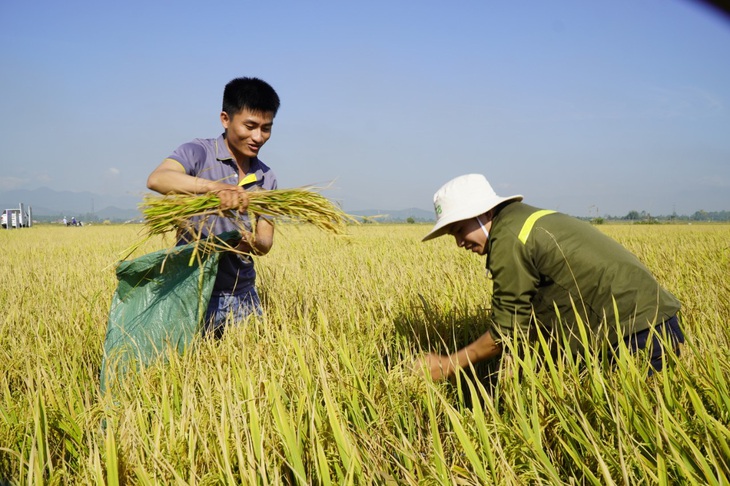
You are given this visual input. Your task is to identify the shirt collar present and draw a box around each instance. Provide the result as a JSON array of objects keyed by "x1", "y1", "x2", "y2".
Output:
[{"x1": 215, "y1": 133, "x2": 233, "y2": 162}]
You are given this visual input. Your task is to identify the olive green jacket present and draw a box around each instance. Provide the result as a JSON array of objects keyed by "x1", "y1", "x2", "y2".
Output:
[{"x1": 487, "y1": 202, "x2": 680, "y2": 352}]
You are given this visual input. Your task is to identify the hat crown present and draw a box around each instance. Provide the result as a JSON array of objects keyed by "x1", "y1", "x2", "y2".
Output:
[{"x1": 433, "y1": 174, "x2": 496, "y2": 216}]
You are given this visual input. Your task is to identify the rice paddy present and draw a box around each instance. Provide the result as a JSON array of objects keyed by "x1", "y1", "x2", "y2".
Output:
[{"x1": 0, "y1": 222, "x2": 729, "y2": 484}]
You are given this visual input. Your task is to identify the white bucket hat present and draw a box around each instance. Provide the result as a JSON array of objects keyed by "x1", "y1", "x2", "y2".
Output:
[{"x1": 422, "y1": 174, "x2": 522, "y2": 242}]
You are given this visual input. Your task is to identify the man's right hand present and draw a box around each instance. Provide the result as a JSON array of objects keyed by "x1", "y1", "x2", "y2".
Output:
[{"x1": 214, "y1": 186, "x2": 249, "y2": 212}]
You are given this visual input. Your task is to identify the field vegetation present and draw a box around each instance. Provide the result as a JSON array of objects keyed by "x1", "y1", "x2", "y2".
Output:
[{"x1": 1, "y1": 223, "x2": 729, "y2": 484}]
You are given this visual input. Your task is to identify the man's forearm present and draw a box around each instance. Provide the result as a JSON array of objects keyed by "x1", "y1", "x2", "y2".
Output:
[
  {"x1": 422, "y1": 330, "x2": 503, "y2": 380},
  {"x1": 252, "y1": 234, "x2": 273, "y2": 255},
  {"x1": 147, "y1": 169, "x2": 219, "y2": 195},
  {"x1": 453, "y1": 330, "x2": 502, "y2": 370},
  {"x1": 236, "y1": 233, "x2": 273, "y2": 255}
]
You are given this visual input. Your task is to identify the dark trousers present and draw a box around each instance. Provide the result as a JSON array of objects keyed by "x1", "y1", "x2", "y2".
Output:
[{"x1": 622, "y1": 315, "x2": 685, "y2": 374}]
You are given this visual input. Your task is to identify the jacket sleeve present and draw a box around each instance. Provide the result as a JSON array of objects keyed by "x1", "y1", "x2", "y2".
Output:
[{"x1": 488, "y1": 233, "x2": 540, "y2": 339}]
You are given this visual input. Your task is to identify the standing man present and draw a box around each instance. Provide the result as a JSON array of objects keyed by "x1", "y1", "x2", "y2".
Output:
[
  {"x1": 420, "y1": 174, "x2": 684, "y2": 380},
  {"x1": 147, "y1": 77, "x2": 280, "y2": 338}
]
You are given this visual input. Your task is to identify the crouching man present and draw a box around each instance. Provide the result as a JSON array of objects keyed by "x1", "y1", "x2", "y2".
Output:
[{"x1": 419, "y1": 174, "x2": 684, "y2": 380}]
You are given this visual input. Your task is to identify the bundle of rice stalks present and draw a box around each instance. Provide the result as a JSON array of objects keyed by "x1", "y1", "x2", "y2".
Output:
[
  {"x1": 142, "y1": 187, "x2": 357, "y2": 235},
  {"x1": 121, "y1": 187, "x2": 359, "y2": 261}
]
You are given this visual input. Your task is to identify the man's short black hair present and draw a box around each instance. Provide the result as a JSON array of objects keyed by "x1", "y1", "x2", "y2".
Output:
[{"x1": 222, "y1": 77, "x2": 280, "y2": 117}]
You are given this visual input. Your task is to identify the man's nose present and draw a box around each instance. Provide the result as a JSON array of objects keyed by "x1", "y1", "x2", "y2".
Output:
[{"x1": 251, "y1": 128, "x2": 264, "y2": 142}]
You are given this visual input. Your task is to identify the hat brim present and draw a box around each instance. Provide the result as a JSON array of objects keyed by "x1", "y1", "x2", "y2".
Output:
[{"x1": 421, "y1": 195, "x2": 522, "y2": 242}]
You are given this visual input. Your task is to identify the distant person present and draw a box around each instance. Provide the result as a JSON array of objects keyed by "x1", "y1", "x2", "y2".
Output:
[
  {"x1": 63, "y1": 217, "x2": 67, "y2": 226},
  {"x1": 147, "y1": 77, "x2": 281, "y2": 338},
  {"x1": 419, "y1": 174, "x2": 684, "y2": 380},
  {"x1": 71, "y1": 217, "x2": 77, "y2": 226}
]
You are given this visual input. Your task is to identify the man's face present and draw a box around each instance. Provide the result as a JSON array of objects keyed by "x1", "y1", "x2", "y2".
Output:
[
  {"x1": 221, "y1": 108, "x2": 274, "y2": 160},
  {"x1": 447, "y1": 216, "x2": 489, "y2": 255}
]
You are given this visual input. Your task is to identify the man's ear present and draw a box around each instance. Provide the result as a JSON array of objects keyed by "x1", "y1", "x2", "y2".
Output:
[{"x1": 220, "y1": 111, "x2": 230, "y2": 129}]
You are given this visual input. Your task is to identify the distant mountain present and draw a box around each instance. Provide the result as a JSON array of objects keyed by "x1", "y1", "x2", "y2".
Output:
[
  {"x1": 349, "y1": 207, "x2": 434, "y2": 222},
  {"x1": 1, "y1": 187, "x2": 142, "y2": 221}
]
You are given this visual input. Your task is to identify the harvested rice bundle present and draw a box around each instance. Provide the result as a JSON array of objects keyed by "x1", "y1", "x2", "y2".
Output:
[
  {"x1": 122, "y1": 188, "x2": 357, "y2": 262},
  {"x1": 140, "y1": 187, "x2": 358, "y2": 238},
  {"x1": 247, "y1": 187, "x2": 359, "y2": 233}
]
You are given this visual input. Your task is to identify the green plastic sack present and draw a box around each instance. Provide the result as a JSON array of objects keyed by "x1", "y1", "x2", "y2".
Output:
[{"x1": 100, "y1": 236, "x2": 231, "y2": 394}]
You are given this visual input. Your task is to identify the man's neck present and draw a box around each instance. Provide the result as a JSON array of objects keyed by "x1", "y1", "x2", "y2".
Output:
[{"x1": 235, "y1": 156, "x2": 251, "y2": 176}]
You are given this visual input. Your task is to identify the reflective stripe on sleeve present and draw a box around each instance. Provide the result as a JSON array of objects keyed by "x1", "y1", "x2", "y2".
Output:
[{"x1": 518, "y1": 210, "x2": 556, "y2": 244}]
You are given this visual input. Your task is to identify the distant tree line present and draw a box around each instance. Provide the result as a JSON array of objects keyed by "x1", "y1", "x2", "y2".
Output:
[{"x1": 581, "y1": 210, "x2": 730, "y2": 224}]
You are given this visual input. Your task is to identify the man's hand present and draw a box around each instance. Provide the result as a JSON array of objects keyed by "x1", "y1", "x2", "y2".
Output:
[
  {"x1": 419, "y1": 353, "x2": 456, "y2": 381},
  {"x1": 416, "y1": 331, "x2": 502, "y2": 380},
  {"x1": 214, "y1": 186, "x2": 249, "y2": 212},
  {"x1": 233, "y1": 219, "x2": 274, "y2": 256},
  {"x1": 416, "y1": 331, "x2": 503, "y2": 381},
  {"x1": 235, "y1": 231, "x2": 257, "y2": 254}
]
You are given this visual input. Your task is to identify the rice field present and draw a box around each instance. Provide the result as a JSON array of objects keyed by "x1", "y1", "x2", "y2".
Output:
[{"x1": 1, "y1": 222, "x2": 729, "y2": 484}]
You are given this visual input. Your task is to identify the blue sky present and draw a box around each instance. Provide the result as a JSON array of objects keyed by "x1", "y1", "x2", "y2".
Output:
[{"x1": 1, "y1": 0, "x2": 728, "y2": 217}]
